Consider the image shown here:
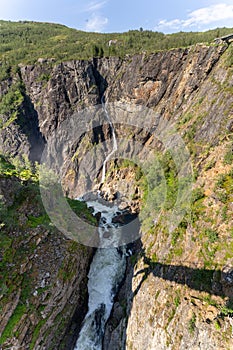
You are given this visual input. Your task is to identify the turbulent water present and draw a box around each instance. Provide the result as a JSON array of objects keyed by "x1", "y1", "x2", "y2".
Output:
[
  {"x1": 74, "y1": 97, "x2": 126, "y2": 350},
  {"x1": 73, "y1": 200, "x2": 126, "y2": 350}
]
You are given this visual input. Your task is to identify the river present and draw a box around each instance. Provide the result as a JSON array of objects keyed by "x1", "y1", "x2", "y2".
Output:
[{"x1": 74, "y1": 97, "x2": 126, "y2": 349}]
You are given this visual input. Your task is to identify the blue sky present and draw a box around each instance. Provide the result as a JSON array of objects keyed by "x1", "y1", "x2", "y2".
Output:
[{"x1": 1, "y1": 0, "x2": 233, "y2": 33}]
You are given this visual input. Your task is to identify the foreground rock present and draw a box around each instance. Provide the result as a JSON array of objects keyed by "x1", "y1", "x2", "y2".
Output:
[{"x1": 0, "y1": 176, "x2": 93, "y2": 349}]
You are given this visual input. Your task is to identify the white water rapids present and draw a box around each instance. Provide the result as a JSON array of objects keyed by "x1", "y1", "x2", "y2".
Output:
[
  {"x1": 74, "y1": 200, "x2": 126, "y2": 350},
  {"x1": 73, "y1": 97, "x2": 127, "y2": 350}
]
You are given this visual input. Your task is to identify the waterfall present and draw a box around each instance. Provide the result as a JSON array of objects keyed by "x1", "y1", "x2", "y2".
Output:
[
  {"x1": 101, "y1": 96, "x2": 118, "y2": 183},
  {"x1": 73, "y1": 98, "x2": 126, "y2": 350}
]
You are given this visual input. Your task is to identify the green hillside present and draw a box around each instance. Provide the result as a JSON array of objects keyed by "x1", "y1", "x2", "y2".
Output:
[{"x1": 0, "y1": 20, "x2": 233, "y2": 78}]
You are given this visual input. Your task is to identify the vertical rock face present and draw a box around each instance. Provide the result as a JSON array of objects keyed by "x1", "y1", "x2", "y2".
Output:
[
  {"x1": 0, "y1": 45, "x2": 228, "y2": 164},
  {"x1": 101, "y1": 46, "x2": 233, "y2": 349},
  {"x1": 0, "y1": 175, "x2": 94, "y2": 349},
  {"x1": 1, "y1": 43, "x2": 233, "y2": 349}
]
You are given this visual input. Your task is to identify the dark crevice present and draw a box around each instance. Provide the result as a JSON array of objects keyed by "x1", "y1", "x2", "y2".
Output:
[
  {"x1": 92, "y1": 58, "x2": 108, "y2": 102},
  {"x1": 20, "y1": 94, "x2": 45, "y2": 162}
]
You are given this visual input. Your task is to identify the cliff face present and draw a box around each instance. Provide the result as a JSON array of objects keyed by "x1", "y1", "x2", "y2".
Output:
[
  {"x1": 0, "y1": 43, "x2": 233, "y2": 349},
  {"x1": 0, "y1": 173, "x2": 94, "y2": 349},
  {"x1": 101, "y1": 46, "x2": 233, "y2": 349},
  {"x1": 4, "y1": 45, "x2": 230, "y2": 193}
]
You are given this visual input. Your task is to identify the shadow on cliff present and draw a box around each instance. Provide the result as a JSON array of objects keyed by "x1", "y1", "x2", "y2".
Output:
[
  {"x1": 133, "y1": 247, "x2": 225, "y2": 298},
  {"x1": 104, "y1": 238, "x2": 232, "y2": 349},
  {"x1": 92, "y1": 57, "x2": 108, "y2": 100},
  {"x1": 90, "y1": 59, "x2": 111, "y2": 150},
  {"x1": 19, "y1": 93, "x2": 45, "y2": 162}
]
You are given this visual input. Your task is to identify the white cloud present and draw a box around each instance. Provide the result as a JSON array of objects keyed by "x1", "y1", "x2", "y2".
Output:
[
  {"x1": 156, "y1": 3, "x2": 233, "y2": 32},
  {"x1": 84, "y1": 1, "x2": 107, "y2": 13},
  {"x1": 80, "y1": 0, "x2": 108, "y2": 32},
  {"x1": 85, "y1": 14, "x2": 108, "y2": 32}
]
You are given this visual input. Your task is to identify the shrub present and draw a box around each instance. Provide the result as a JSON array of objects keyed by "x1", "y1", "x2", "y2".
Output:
[
  {"x1": 188, "y1": 313, "x2": 196, "y2": 333},
  {"x1": 223, "y1": 147, "x2": 233, "y2": 165},
  {"x1": 205, "y1": 228, "x2": 219, "y2": 243}
]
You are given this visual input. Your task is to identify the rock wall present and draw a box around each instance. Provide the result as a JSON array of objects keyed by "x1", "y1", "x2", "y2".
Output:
[
  {"x1": 0, "y1": 175, "x2": 94, "y2": 349},
  {"x1": 102, "y1": 45, "x2": 233, "y2": 349},
  {"x1": 1, "y1": 43, "x2": 233, "y2": 349}
]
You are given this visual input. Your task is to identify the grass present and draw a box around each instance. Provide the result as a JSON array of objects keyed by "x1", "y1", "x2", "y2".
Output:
[
  {"x1": 0, "y1": 80, "x2": 25, "y2": 129},
  {"x1": 203, "y1": 295, "x2": 219, "y2": 307},
  {"x1": 174, "y1": 293, "x2": 181, "y2": 307},
  {"x1": 0, "y1": 155, "x2": 98, "y2": 345},
  {"x1": 223, "y1": 146, "x2": 233, "y2": 165},
  {"x1": 225, "y1": 44, "x2": 233, "y2": 67},
  {"x1": 67, "y1": 198, "x2": 97, "y2": 226},
  {"x1": 0, "y1": 304, "x2": 27, "y2": 343},
  {"x1": 167, "y1": 308, "x2": 176, "y2": 325},
  {"x1": 140, "y1": 150, "x2": 180, "y2": 230},
  {"x1": 191, "y1": 187, "x2": 205, "y2": 203},
  {"x1": 214, "y1": 169, "x2": 233, "y2": 204},
  {"x1": 0, "y1": 21, "x2": 233, "y2": 79},
  {"x1": 29, "y1": 318, "x2": 47, "y2": 350},
  {"x1": 204, "y1": 228, "x2": 219, "y2": 243},
  {"x1": 188, "y1": 313, "x2": 196, "y2": 334},
  {"x1": 0, "y1": 154, "x2": 17, "y2": 176},
  {"x1": 220, "y1": 299, "x2": 233, "y2": 317},
  {"x1": 214, "y1": 319, "x2": 221, "y2": 330},
  {"x1": 27, "y1": 214, "x2": 50, "y2": 228}
]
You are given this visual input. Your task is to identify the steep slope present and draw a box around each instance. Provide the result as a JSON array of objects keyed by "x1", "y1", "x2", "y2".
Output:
[
  {"x1": 0, "y1": 38, "x2": 233, "y2": 350},
  {"x1": 0, "y1": 159, "x2": 96, "y2": 349},
  {"x1": 102, "y1": 45, "x2": 233, "y2": 349}
]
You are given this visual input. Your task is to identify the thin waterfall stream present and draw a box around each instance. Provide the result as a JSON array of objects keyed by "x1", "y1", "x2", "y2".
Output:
[
  {"x1": 101, "y1": 95, "x2": 118, "y2": 183},
  {"x1": 73, "y1": 97, "x2": 127, "y2": 350}
]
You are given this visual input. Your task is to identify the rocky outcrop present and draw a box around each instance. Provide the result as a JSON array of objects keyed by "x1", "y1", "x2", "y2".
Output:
[
  {"x1": 1, "y1": 42, "x2": 233, "y2": 349},
  {"x1": 0, "y1": 175, "x2": 94, "y2": 349},
  {"x1": 1, "y1": 45, "x2": 228, "y2": 162},
  {"x1": 102, "y1": 45, "x2": 233, "y2": 349}
]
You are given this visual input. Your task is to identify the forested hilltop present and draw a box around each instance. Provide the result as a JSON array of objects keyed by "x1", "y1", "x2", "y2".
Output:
[{"x1": 0, "y1": 20, "x2": 233, "y2": 79}]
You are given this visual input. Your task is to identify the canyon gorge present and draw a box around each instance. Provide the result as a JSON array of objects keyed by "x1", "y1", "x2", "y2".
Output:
[{"x1": 0, "y1": 40, "x2": 233, "y2": 349}]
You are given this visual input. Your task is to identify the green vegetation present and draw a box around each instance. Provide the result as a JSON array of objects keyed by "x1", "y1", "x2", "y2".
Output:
[
  {"x1": 0, "y1": 20, "x2": 233, "y2": 347},
  {"x1": 0, "y1": 20, "x2": 233, "y2": 79},
  {"x1": 223, "y1": 144, "x2": 233, "y2": 165},
  {"x1": 0, "y1": 156, "x2": 96, "y2": 347},
  {"x1": 203, "y1": 295, "x2": 219, "y2": 308},
  {"x1": 220, "y1": 298, "x2": 233, "y2": 317},
  {"x1": 139, "y1": 150, "x2": 192, "y2": 231},
  {"x1": 188, "y1": 312, "x2": 196, "y2": 333},
  {"x1": 0, "y1": 80, "x2": 25, "y2": 129},
  {"x1": 225, "y1": 43, "x2": 233, "y2": 67},
  {"x1": 0, "y1": 272, "x2": 33, "y2": 344},
  {"x1": 214, "y1": 169, "x2": 233, "y2": 204},
  {"x1": 191, "y1": 187, "x2": 205, "y2": 203},
  {"x1": 29, "y1": 318, "x2": 48, "y2": 350},
  {"x1": 167, "y1": 307, "x2": 176, "y2": 325},
  {"x1": 204, "y1": 228, "x2": 218, "y2": 243},
  {"x1": 27, "y1": 214, "x2": 50, "y2": 228},
  {"x1": 67, "y1": 198, "x2": 97, "y2": 226},
  {"x1": 0, "y1": 154, "x2": 39, "y2": 180},
  {"x1": 0, "y1": 304, "x2": 27, "y2": 343},
  {"x1": 214, "y1": 319, "x2": 221, "y2": 330},
  {"x1": 0, "y1": 154, "x2": 96, "y2": 226},
  {"x1": 174, "y1": 292, "x2": 181, "y2": 308},
  {"x1": 0, "y1": 81, "x2": 24, "y2": 115},
  {"x1": 0, "y1": 154, "x2": 16, "y2": 176}
]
